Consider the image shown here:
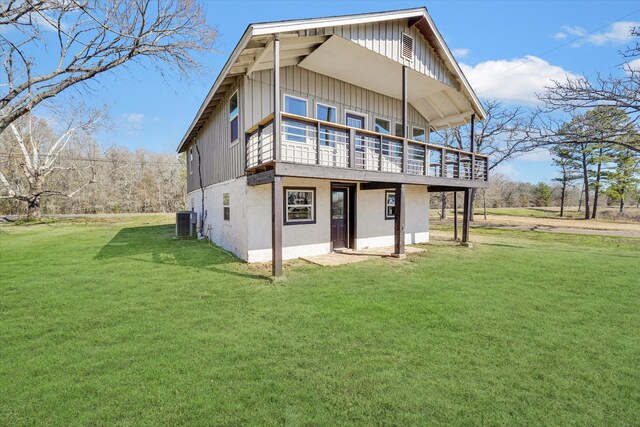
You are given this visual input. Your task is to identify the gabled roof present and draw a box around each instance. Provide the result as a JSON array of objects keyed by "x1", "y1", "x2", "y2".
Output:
[{"x1": 177, "y1": 7, "x2": 486, "y2": 153}]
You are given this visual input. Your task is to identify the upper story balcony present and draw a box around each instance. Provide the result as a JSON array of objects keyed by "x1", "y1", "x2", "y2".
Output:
[{"x1": 245, "y1": 112, "x2": 488, "y2": 187}]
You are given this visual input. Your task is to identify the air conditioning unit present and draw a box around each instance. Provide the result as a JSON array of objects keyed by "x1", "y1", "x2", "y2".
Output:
[{"x1": 176, "y1": 211, "x2": 197, "y2": 237}]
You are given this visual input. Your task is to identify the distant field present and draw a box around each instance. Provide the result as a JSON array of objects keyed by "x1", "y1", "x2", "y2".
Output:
[
  {"x1": 1, "y1": 216, "x2": 639, "y2": 425},
  {"x1": 432, "y1": 206, "x2": 640, "y2": 222}
]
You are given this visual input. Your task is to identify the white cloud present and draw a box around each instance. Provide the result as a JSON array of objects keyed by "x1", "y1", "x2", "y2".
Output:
[
  {"x1": 555, "y1": 21, "x2": 639, "y2": 47},
  {"x1": 492, "y1": 163, "x2": 520, "y2": 180},
  {"x1": 125, "y1": 113, "x2": 145, "y2": 125},
  {"x1": 624, "y1": 58, "x2": 640, "y2": 75},
  {"x1": 518, "y1": 148, "x2": 552, "y2": 162},
  {"x1": 452, "y1": 48, "x2": 469, "y2": 58},
  {"x1": 460, "y1": 56, "x2": 577, "y2": 104}
]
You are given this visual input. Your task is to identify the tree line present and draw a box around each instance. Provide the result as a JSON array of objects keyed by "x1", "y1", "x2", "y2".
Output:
[{"x1": 0, "y1": 115, "x2": 186, "y2": 216}]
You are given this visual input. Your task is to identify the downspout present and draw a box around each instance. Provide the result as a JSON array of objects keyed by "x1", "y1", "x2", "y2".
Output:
[{"x1": 195, "y1": 143, "x2": 207, "y2": 239}]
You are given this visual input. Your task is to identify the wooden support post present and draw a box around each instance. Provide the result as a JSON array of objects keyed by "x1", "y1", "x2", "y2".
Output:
[
  {"x1": 462, "y1": 188, "x2": 471, "y2": 245},
  {"x1": 453, "y1": 192, "x2": 458, "y2": 241},
  {"x1": 272, "y1": 176, "x2": 283, "y2": 276},
  {"x1": 273, "y1": 34, "x2": 281, "y2": 162},
  {"x1": 349, "y1": 128, "x2": 356, "y2": 168},
  {"x1": 402, "y1": 65, "x2": 408, "y2": 173},
  {"x1": 393, "y1": 183, "x2": 406, "y2": 257},
  {"x1": 441, "y1": 147, "x2": 446, "y2": 178}
]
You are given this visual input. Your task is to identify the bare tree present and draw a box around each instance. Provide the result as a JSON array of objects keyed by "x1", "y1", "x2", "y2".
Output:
[
  {"x1": 0, "y1": 109, "x2": 104, "y2": 218},
  {"x1": 0, "y1": 0, "x2": 217, "y2": 134},
  {"x1": 537, "y1": 26, "x2": 640, "y2": 153},
  {"x1": 432, "y1": 100, "x2": 541, "y2": 220}
]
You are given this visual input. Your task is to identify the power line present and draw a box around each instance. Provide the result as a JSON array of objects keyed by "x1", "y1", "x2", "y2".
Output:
[
  {"x1": 499, "y1": 7, "x2": 640, "y2": 76},
  {"x1": 0, "y1": 153, "x2": 182, "y2": 166}
]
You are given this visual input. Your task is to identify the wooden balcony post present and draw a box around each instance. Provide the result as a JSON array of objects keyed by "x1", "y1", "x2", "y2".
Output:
[
  {"x1": 393, "y1": 183, "x2": 406, "y2": 258},
  {"x1": 272, "y1": 176, "x2": 283, "y2": 276},
  {"x1": 257, "y1": 125, "x2": 263, "y2": 164},
  {"x1": 273, "y1": 34, "x2": 281, "y2": 162},
  {"x1": 440, "y1": 147, "x2": 446, "y2": 178},
  {"x1": 470, "y1": 113, "x2": 475, "y2": 180},
  {"x1": 402, "y1": 65, "x2": 408, "y2": 173},
  {"x1": 349, "y1": 128, "x2": 356, "y2": 168},
  {"x1": 456, "y1": 152, "x2": 461, "y2": 179},
  {"x1": 315, "y1": 121, "x2": 321, "y2": 165},
  {"x1": 378, "y1": 134, "x2": 383, "y2": 171}
]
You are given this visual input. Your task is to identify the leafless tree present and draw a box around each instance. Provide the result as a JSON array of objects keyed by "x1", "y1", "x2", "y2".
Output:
[
  {"x1": 0, "y1": 0, "x2": 217, "y2": 134},
  {"x1": 537, "y1": 26, "x2": 640, "y2": 153},
  {"x1": 432, "y1": 100, "x2": 541, "y2": 220},
  {"x1": 0, "y1": 108, "x2": 103, "y2": 218}
]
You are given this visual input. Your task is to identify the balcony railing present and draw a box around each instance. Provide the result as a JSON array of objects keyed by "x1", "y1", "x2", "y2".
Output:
[{"x1": 246, "y1": 112, "x2": 488, "y2": 181}]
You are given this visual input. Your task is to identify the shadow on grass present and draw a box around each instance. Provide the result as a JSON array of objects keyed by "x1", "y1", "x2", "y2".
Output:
[{"x1": 95, "y1": 224, "x2": 269, "y2": 281}]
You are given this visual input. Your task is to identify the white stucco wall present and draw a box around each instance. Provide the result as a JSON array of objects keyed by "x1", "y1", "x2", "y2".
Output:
[
  {"x1": 355, "y1": 185, "x2": 429, "y2": 249},
  {"x1": 190, "y1": 178, "x2": 430, "y2": 263},
  {"x1": 187, "y1": 177, "x2": 248, "y2": 259},
  {"x1": 246, "y1": 177, "x2": 332, "y2": 263}
]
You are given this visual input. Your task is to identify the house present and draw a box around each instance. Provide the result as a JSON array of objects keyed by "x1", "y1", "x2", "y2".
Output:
[{"x1": 177, "y1": 7, "x2": 488, "y2": 276}]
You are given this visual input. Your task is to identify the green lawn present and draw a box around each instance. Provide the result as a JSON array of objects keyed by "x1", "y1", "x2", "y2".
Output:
[{"x1": 1, "y1": 216, "x2": 639, "y2": 425}]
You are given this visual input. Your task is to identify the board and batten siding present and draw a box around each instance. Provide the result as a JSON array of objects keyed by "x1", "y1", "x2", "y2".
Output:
[
  {"x1": 187, "y1": 80, "x2": 245, "y2": 193},
  {"x1": 322, "y1": 19, "x2": 457, "y2": 89},
  {"x1": 244, "y1": 65, "x2": 430, "y2": 135}
]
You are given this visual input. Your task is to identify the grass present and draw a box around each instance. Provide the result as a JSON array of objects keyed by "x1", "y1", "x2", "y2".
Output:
[{"x1": 1, "y1": 215, "x2": 639, "y2": 425}]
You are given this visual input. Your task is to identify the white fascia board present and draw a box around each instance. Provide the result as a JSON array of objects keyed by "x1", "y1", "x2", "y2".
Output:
[
  {"x1": 421, "y1": 13, "x2": 487, "y2": 120},
  {"x1": 177, "y1": 26, "x2": 255, "y2": 152},
  {"x1": 251, "y1": 8, "x2": 426, "y2": 36}
]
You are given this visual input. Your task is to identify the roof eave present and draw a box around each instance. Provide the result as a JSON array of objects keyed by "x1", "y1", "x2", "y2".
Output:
[{"x1": 177, "y1": 25, "x2": 256, "y2": 153}]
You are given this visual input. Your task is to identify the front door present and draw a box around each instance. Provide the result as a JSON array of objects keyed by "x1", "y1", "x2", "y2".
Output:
[{"x1": 331, "y1": 189, "x2": 348, "y2": 249}]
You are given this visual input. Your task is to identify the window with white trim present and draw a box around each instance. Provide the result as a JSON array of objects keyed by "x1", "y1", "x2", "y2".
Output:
[
  {"x1": 284, "y1": 95, "x2": 309, "y2": 143},
  {"x1": 223, "y1": 193, "x2": 230, "y2": 221},
  {"x1": 375, "y1": 118, "x2": 391, "y2": 135},
  {"x1": 229, "y1": 92, "x2": 239, "y2": 144},
  {"x1": 189, "y1": 148, "x2": 193, "y2": 175},
  {"x1": 412, "y1": 127, "x2": 425, "y2": 142},
  {"x1": 385, "y1": 190, "x2": 395, "y2": 220},
  {"x1": 395, "y1": 123, "x2": 404, "y2": 138},
  {"x1": 284, "y1": 95, "x2": 307, "y2": 116},
  {"x1": 285, "y1": 188, "x2": 315, "y2": 224}
]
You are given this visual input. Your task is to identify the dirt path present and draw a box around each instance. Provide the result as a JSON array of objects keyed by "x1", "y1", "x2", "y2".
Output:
[{"x1": 432, "y1": 214, "x2": 640, "y2": 238}]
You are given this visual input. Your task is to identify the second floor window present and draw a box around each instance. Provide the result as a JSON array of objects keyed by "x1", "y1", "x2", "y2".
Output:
[
  {"x1": 229, "y1": 91, "x2": 239, "y2": 144},
  {"x1": 284, "y1": 95, "x2": 307, "y2": 116},
  {"x1": 412, "y1": 127, "x2": 425, "y2": 143},
  {"x1": 375, "y1": 118, "x2": 391, "y2": 134},
  {"x1": 284, "y1": 95, "x2": 308, "y2": 143}
]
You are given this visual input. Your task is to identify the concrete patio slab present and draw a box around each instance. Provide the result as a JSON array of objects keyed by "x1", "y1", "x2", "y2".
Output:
[{"x1": 301, "y1": 246, "x2": 425, "y2": 267}]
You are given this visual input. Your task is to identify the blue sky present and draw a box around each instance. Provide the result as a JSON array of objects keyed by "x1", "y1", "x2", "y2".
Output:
[{"x1": 62, "y1": 0, "x2": 640, "y2": 183}]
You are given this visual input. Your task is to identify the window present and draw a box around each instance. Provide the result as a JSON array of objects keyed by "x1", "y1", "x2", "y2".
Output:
[
  {"x1": 395, "y1": 123, "x2": 404, "y2": 138},
  {"x1": 412, "y1": 127, "x2": 425, "y2": 142},
  {"x1": 385, "y1": 190, "x2": 395, "y2": 220},
  {"x1": 375, "y1": 118, "x2": 391, "y2": 135},
  {"x1": 189, "y1": 148, "x2": 193, "y2": 174},
  {"x1": 284, "y1": 95, "x2": 307, "y2": 116},
  {"x1": 285, "y1": 188, "x2": 315, "y2": 224},
  {"x1": 223, "y1": 193, "x2": 230, "y2": 221},
  {"x1": 317, "y1": 103, "x2": 337, "y2": 147},
  {"x1": 316, "y1": 103, "x2": 336, "y2": 123},
  {"x1": 229, "y1": 92, "x2": 239, "y2": 144},
  {"x1": 284, "y1": 95, "x2": 308, "y2": 143},
  {"x1": 345, "y1": 112, "x2": 366, "y2": 129}
]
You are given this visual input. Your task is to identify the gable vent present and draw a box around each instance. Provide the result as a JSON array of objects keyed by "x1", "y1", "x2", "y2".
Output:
[{"x1": 401, "y1": 33, "x2": 414, "y2": 62}]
